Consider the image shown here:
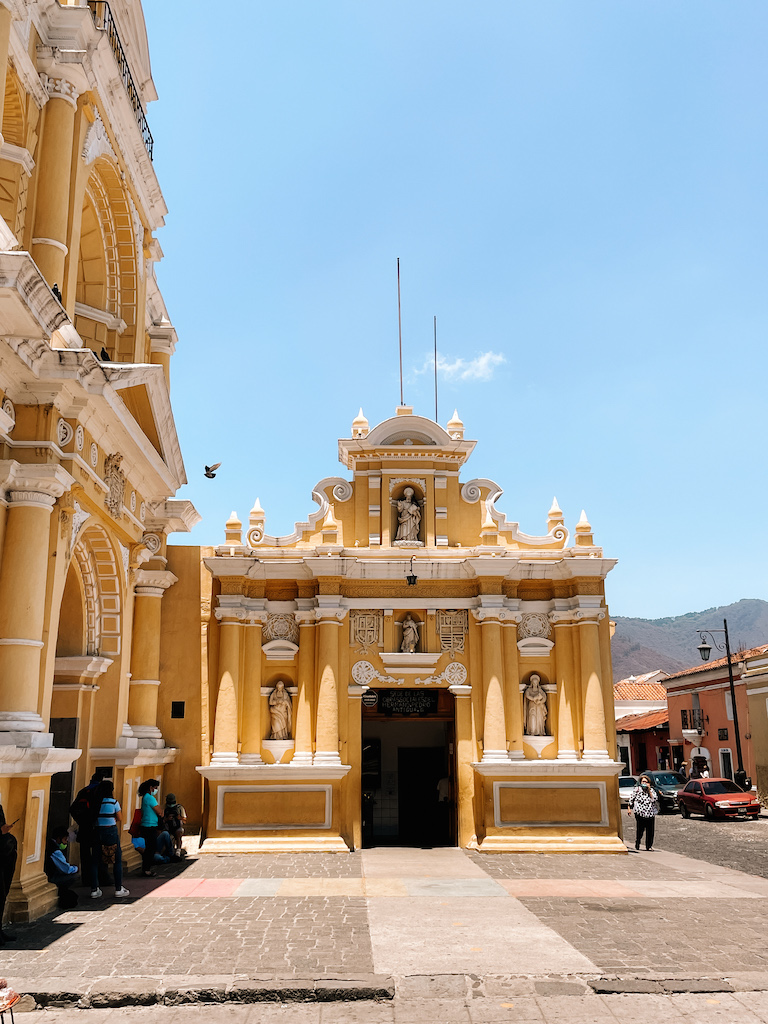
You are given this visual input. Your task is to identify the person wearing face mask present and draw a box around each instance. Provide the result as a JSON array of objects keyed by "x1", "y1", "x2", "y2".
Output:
[
  {"x1": 627, "y1": 773, "x2": 660, "y2": 851},
  {"x1": 137, "y1": 779, "x2": 163, "y2": 877},
  {"x1": 46, "y1": 826, "x2": 79, "y2": 907}
]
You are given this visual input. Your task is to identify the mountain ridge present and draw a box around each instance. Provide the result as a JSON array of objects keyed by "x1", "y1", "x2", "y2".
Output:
[{"x1": 611, "y1": 598, "x2": 768, "y2": 680}]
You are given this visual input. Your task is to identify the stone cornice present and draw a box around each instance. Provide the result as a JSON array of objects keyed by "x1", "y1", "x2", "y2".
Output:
[
  {"x1": 145, "y1": 499, "x2": 201, "y2": 535},
  {"x1": 0, "y1": 461, "x2": 75, "y2": 506},
  {"x1": 472, "y1": 759, "x2": 625, "y2": 777},
  {"x1": 133, "y1": 569, "x2": 178, "y2": 597}
]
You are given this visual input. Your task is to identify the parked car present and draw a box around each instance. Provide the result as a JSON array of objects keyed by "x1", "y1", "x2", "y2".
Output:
[
  {"x1": 677, "y1": 778, "x2": 761, "y2": 820},
  {"x1": 618, "y1": 775, "x2": 638, "y2": 807},
  {"x1": 641, "y1": 770, "x2": 688, "y2": 813}
]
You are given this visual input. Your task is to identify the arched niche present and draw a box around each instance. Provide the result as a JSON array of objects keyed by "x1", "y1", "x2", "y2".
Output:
[
  {"x1": 56, "y1": 559, "x2": 87, "y2": 658},
  {"x1": 390, "y1": 479, "x2": 426, "y2": 547}
]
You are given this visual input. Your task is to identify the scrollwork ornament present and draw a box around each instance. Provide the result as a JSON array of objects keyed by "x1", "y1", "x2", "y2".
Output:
[
  {"x1": 460, "y1": 481, "x2": 482, "y2": 503},
  {"x1": 142, "y1": 532, "x2": 161, "y2": 556},
  {"x1": 75, "y1": 425, "x2": 84, "y2": 451},
  {"x1": 247, "y1": 524, "x2": 264, "y2": 546},
  {"x1": 332, "y1": 480, "x2": 353, "y2": 502},
  {"x1": 130, "y1": 491, "x2": 137, "y2": 512},
  {"x1": 2, "y1": 398, "x2": 14, "y2": 425},
  {"x1": 90, "y1": 443, "x2": 98, "y2": 468}
]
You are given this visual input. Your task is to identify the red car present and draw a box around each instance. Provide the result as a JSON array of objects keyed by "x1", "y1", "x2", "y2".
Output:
[{"x1": 677, "y1": 778, "x2": 761, "y2": 820}]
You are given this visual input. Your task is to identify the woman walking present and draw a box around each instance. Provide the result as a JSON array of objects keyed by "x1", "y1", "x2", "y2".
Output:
[
  {"x1": 627, "y1": 773, "x2": 659, "y2": 851},
  {"x1": 137, "y1": 779, "x2": 163, "y2": 877}
]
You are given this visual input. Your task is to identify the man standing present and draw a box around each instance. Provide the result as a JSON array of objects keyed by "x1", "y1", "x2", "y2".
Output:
[{"x1": 0, "y1": 802, "x2": 17, "y2": 943}]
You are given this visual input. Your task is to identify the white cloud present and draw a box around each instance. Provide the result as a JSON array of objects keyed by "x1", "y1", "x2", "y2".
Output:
[{"x1": 413, "y1": 350, "x2": 506, "y2": 383}]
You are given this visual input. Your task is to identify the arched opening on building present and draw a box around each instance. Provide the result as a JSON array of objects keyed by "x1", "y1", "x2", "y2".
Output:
[
  {"x1": 74, "y1": 158, "x2": 141, "y2": 361},
  {"x1": 361, "y1": 688, "x2": 455, "y2": 848},
  {"x1": 0, "y1": 71, "x2": 30, "y2": 240},
  {"x1": 47, "y1": 523, "x2": 125, "y2": 834}
]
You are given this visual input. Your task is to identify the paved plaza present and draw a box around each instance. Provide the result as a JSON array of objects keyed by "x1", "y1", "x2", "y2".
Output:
[{"x1": 3, "y1": 827, "x2": 768, "y2": 1021}]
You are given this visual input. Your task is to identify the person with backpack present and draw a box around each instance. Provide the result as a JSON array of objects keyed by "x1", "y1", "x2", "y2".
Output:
[
  {"x1": 163, "y1": 794, "x2": 186, "y2": 858},
  {"x1": 70, "y1": 773, "x2": 105, "y2": 887}
]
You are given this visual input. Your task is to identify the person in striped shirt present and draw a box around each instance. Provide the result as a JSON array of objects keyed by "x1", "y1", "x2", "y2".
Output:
[{"x1": 91, "y1": 779, "x2": 129, "y2": 899}]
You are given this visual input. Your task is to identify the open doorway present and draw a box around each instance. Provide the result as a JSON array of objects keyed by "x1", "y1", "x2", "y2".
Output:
[{"x1": 361, "y1": 688, "x2": 455, "y2": 848}]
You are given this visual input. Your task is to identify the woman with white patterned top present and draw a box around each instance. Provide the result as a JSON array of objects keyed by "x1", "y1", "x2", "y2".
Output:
[{"x1": 627, "y1": 774, "x2": 659, "y2": 851}]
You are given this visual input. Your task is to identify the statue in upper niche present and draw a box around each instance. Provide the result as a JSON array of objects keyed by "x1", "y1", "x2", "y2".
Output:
[
  {"x1": 268, "y1": 681, "x2": 293, "y2": 740},
  {"x1": 395, "y1": 487, "x2": 421, "y2": 542},
  {"x1": 400, "y1": 614, "x2": 419, "y2": 653},
  {"x1": 524, "y1": 673, "x2": 548, "y2": 736}
]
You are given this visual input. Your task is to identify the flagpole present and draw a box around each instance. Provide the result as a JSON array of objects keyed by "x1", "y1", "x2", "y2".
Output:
[
  {"x1": 397, "y1": 258, "x2": 404, "y2": 406},
  {"x1": 433, "y1": 315, "x2": 438, "y2": 422}
]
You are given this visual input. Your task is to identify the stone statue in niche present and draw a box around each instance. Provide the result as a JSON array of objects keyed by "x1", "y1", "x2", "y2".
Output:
[
  {"x1": 400, "y1": 614, "x2": 419, "y2": 654},
  {"x1": 268, "y1": 681, "x2": 293, "y2": 740},
  {"x1": 394, "y1": 487, "x2": 421, "y2": 542},
  {"x1": 524, "y1": 673, "x2": 548, "y2": 736}
]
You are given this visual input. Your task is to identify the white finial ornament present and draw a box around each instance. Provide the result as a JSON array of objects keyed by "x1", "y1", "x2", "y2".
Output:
[
  {"x1": 447, "y1": 409, "x2": 464, "y2": 439},
  {"x1": 352, "y1": 408, "x2": 369, "y2": 438}
]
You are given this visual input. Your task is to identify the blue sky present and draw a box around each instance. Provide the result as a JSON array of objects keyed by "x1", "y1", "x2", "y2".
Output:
[{"x1": 143, "y1": 1, "x2": 767, "y2": 619}]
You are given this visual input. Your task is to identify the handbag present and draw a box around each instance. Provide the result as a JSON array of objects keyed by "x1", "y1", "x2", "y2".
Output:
[
  {"x1": 101, "y1": 844, "x2": 117, "y2": 865},
  {"x1": 128, "y1": 808, "x2": 142, "y2": 838}
]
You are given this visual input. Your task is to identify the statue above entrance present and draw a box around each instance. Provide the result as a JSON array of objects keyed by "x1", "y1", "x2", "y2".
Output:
[
  {"x1": 268, "y1": 681, "x2": 293, "y2": 740},
  {"x1": 400, "y1": 614, "x2": 420, "y2": 654},
  {"x1": 524, "y1": 673, "x2": 548, "y2": 736}
]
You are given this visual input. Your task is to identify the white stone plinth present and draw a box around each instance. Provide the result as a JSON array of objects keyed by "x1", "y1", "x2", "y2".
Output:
[
  {"x1": 523, "y1": 735, "x2": 555, "y2": 759},
  {"x1": 262, "y1": 739, "x2": 295, "y2": 764}
]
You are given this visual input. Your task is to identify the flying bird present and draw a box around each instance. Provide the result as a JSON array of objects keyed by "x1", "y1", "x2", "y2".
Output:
[{"x1": 204, "y1": 463, "x2": 221, "y2": 479}]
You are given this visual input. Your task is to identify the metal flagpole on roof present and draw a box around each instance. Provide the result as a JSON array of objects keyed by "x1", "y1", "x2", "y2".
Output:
[
  {"x1": 397, "y1": 258, "x2": 404, "y2": 406},
  {"x1": 434, "y1": 315, "x2": 438, "y2": 422}
]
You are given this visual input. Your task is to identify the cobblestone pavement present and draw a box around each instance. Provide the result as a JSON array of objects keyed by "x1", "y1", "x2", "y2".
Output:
[
  {"x1": 22, "y1": 989, "x2": 768, "y2": 1023},
  {"x1": 623, "y1": 810, "x2": 768, "y2": 877},
  {"x1": 3, "y1": 842, "x2": 768, "y2": 998}
]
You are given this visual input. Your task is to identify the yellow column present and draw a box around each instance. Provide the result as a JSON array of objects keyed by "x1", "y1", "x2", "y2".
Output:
[
  {"x1": 127, "y1": 570, "x2": 177, "y2": 743},
  {"x1": 554, "y1": 619, "x2": 579, "y2": 760},
  {"x1": 503, "y1": 621, "x2": 524, "y2": 759},
  {"x1": 479, "y1": 615, "x2": 507, "y2": 763},
  {"x1": 32, "y1": 75, "x2": 80, "y2": 287},
  {"x1": 346, "y1": 683, "x2": 365, "y2": 849},
  {"x1": 240, "y1": 612, "x2": 265, "y2": 764},
  {"x1": 451, "y1": 683, "x2": 476, "y2": 847},
  {"x1": 0, "y1": 5, "x2": 13, "y2": 139},
  {"x1": 580, "y1": 614, "x2": 610, "y2": 760},
  {"x1": 293, "y1": 610, "x2": 315, "y2": 766},
  {"x1": 0, "y1": 465, "x2": 73, "y2": 737},
  {"x1": 211, "y1": 609, "x2": 243, "y2": 765},
  {"x1": 314, "y1": 607, "x2": 343, "y2": 766}
]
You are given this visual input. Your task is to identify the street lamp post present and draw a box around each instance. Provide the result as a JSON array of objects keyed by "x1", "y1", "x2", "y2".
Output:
[{"x1": 696, "y1": 618, "x2": 751, "y2": 791}]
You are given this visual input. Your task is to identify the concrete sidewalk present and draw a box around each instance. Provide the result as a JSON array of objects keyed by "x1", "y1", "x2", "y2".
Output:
[{"x1": 3, "y1": 843, "x2": 768, "y2": 1010}]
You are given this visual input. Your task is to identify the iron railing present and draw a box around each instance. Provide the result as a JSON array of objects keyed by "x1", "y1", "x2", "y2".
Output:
[
  {"x1": 681, "y1": 708, "x2": 705, "y2": 733},
  {"x1": 87, "y1": 1, "x2": 154, "y2": 159}
]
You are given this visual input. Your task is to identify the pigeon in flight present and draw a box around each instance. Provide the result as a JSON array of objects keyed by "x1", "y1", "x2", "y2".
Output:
[{"x1": 204, "y1": 463, "x2": 221, "y2": 479}]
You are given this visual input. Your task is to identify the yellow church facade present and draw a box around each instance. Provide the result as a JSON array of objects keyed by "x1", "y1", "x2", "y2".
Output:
[
  {"x1": 165, "y1": 407, "x2": 626, "y2": 856},
  {"x1": 0, "y1": 0, "x2": 196, "y2": 921}
]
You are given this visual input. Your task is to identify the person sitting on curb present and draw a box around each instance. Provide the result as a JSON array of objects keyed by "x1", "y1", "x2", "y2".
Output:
[
  {"x1": 46, "y1": 826, "x2": 79, "y2": 907},
  {"x1": 627, "y1": 773, "x2": 660, "y2": 852},
  {"x1": 163, "y1": 794, "x2": 187, "y2": 857}
]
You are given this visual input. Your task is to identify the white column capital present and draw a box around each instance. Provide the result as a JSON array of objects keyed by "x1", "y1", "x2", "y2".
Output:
[
  {"x1": 134, "y1": 569, "x2": 178, "y2": 597},
  {"x1": 38, "y1": 70, "x2": 82, "y2": 110},
  {"x1": 0, "y1": 462, "x2": 75, "y2": 508}
]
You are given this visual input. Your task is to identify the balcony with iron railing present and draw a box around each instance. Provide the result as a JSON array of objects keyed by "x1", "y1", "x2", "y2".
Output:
[
  {"x1": 681, "y1": 708, "x2": 705, "y2": 735},
  {"x1": 87, "y1": 1, "x2": 154, "y2": 159}
]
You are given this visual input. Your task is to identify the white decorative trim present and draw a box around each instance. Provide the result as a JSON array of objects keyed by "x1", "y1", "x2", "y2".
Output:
[
  {"x1": 415, "y1": 662, "x2": 468, "y2": 687},
  {"x1": 31, "y1": 236, "x2": 68, "y2": 254},
  {"x1": 473, "y1": 759, "x2": 624, "y2": 777},
  {"x1": 215, "y1": 784, "x2": 333, "y2": 830},
  {"x1": 74, "y1": 301, "x2": 127, "y2": 334},
  {"x1": 75, "y1": 425, "x2": 84, "y2": 451},
  {"x1": 351, "y1": 659, "x2": 403, "y2": 687},
  {"x1": 39, "y1": 74, "x2": 79, "y2": 109},
  {"x1": 492, "y1": 780, "x2": 609, "y2": 828},
  {"x1": 25, "y1": 789, "x2": 46, "y2": 864},
  {"x1": 56, "y1": 418, "x2": 73, "y2": 448},
  {"x1": 389, "y1": 477, "x2": 427, "y2": 495},
  {"x1": 0, "y1": 142, "x2": 35, "y2": 176},
  {"x1": 129, "y1": 678, "x2": 161, "y2": 687},
  {"x1": 82, "y1": 112, "x2": 116, "y2": 165},
  {"x1": 332, "y1": 480, "x2": 353, "y2": 501},
  {"x1": 90, "y1": 443, "x2": 99, "y2": 468},
  {"x1": 517, "y1": 637, "x2": 555, "y2": 658},
  {"x1": 262, "y1": 639, "x2": 299, "y2": 662},
  {"x1": 0, "y1": 638, "x2": 44, "y2": 647}
]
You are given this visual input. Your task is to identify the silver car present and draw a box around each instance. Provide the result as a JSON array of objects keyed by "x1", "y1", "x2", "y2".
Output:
[{"x1": 619, "y1": 775, "x2": 638, "y2": 807}]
